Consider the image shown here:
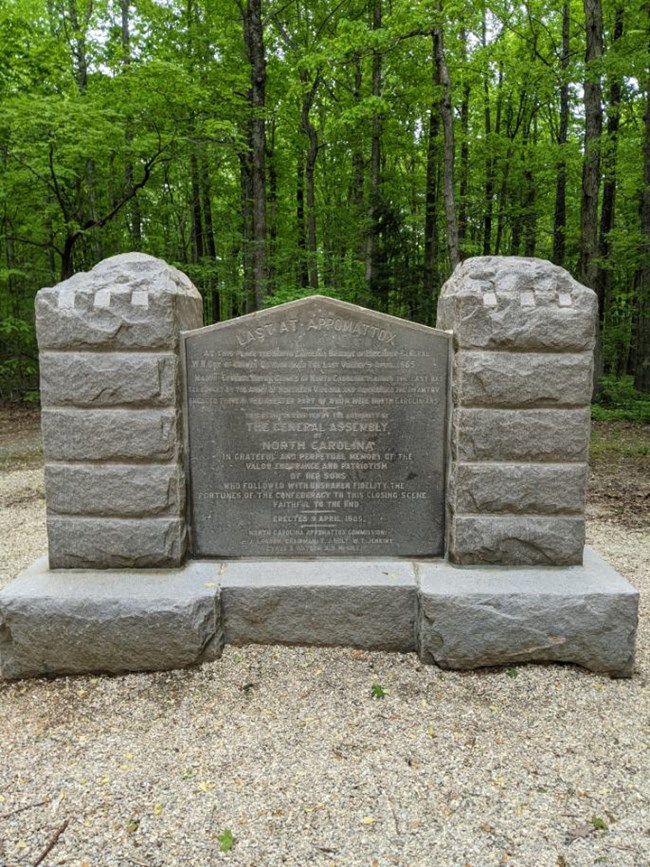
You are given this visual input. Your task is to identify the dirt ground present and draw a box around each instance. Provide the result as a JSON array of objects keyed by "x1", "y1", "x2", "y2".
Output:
[
  {"x1": 0, "y1": 406, "x2": 42, "y2": 466},
  {"x1": 0, "y1": 406, "x2": 648, "y2": 528},
  {"x1": 588, "y1": 419, "x2": 650, "y2": 529}
]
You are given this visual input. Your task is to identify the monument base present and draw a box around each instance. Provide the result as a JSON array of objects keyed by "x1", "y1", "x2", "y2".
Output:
[{"x1": 0, "y1": 550, "x2": 638, "y2": 680}]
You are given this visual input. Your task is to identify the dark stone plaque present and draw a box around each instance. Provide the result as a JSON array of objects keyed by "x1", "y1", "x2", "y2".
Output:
[{"x1": 183, "y1": 297, "x2": 450, "y2": 557}]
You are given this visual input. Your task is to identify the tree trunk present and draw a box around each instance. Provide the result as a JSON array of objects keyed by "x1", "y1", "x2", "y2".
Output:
[
  {"x1": 458, "y1": 32, "x2": 470, "y2": 253},
  {"x1": 494, "y1": 143, "x2": 512, "y2": 255},
  {"x1": 351, "y1": 53, "x2": 364, "y2": 211},
  {"x1": 579, "y1": 0, "x2": 603, "y2": 294},
  {"x1": 296, "y1": 155, "x2": 309, "y2": 289},
  {"x1": 67, "y1": 0, "x2": 89, "y2": 93},
  {"x1": 481, "y1": 10, "x2": 493, "y2": 255},
  {"x1": 433, "y1": 26, "x2": 459, "y2": 272},
  {"x1": 423, "y1": 104, "x2": 441, "y2": 308},
  {"x1": 523, "y1": 113, "x2": 537, "y2": 257},
  {"x1": 241, "y1": 0, "x2": 268, "y2": 310},
  {"x1": 366, "y1": 0, "x2": 383, "y2": 305},
  {"x1": 239, "y1": 150, "x2": 255, "y2": 312},
  {"x1": 120, "y1": 0, "x2": 142, "y2": 249},
  {"x1": 267, "y1": 118, "x2": 278, "y2": 295},
  {"x1": 350, "y1": 52, "x2": 366, "y2": 267},
  {"x1": 200, "y1": 155, "x2": 219, "y2": 323},
  {"x1": 301, "y1": 72, "x2": 320, "y2": 292},
  {"x1": 552, "y1": 0, "x2": 570, "y2": 266},
  {"x1": 190, "y1": 150, "x2": 205, "y2": 262},
  {"x1": 595, "y1": 2, "x2": 624, "y2": 333},
  {"x1": 633, "y1": 4, "x2": 650, "y2": 392}
]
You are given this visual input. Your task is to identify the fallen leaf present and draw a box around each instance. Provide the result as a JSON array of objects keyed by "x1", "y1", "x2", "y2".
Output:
[{"x1": 362, "y1": 815, "x2": 377, "y2": 826}]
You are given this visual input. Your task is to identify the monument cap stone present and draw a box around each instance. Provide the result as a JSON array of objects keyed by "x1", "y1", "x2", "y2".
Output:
[
  {"x1": 437, "y1": 256, "x2": 597, "y2": 352},
  {"x1": 36, "y1": 252, "x2": 202, "y2": 351}
]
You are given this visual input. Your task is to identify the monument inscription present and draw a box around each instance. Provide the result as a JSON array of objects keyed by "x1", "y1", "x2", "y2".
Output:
[{"x1": 183, "y1": 296, "x2": 450, "y2": 557}]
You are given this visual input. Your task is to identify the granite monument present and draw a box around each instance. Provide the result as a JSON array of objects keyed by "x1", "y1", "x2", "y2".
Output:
[{"x1": 0, "y1": 253, "x2": 639, "y2": 680}]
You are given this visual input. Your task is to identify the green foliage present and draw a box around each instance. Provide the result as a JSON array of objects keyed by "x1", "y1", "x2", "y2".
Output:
[
  {"x1": 0, "y1": 0, "x2": 648, "y2": 403},
  {"x1": 263, "y1": 284, "x2": 361, "y2": 309},
  {"x1": 0, "y1": 316, "x2": 38, "y2": 403},
  {"x1": 217, "y1": 828, "x2": 236, "y2": 853},
  {"x1": 505, "y1": 667, "x2": 519, "y2": 679},
  {"x1": 591, "y1": 816, "x2": 609, "y2": 831},
  {"x1": 592, "y1": 376, "x2": 650, "y2": 423},
  {"x1": 370, "y1": 684, "x2": 387, "y2": 699}
]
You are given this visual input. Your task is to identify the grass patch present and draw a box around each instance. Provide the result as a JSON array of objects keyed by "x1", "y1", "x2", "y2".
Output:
[
  {"x1": 590, "y1": 420, "x2": 650, "y2": 462},
  {"x1": 592, "y1": 375, "x2": 650, "y2": 424}
]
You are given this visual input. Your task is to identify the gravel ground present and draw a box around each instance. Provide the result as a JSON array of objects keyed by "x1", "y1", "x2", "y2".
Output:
[{"x1": 1, "y1": 451, "x2": 649, "y2": 866}]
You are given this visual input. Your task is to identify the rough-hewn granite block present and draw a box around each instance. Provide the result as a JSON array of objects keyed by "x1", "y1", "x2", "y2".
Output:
[
  {"x1": 36, "y1": 253, "x2": 203, "y2": 351},
  {"x1": 41, "y1": 408, "x2": 178, "y2": 462},
  {"x1": 0, "y1": 558, "x2": 221, "y2": 680},
  {"x1": 452, "y1": 407, "x2": 591, "y2": 463},
  {"x1": 437, "y1": 256, "x2": 597, "y2": 352},
  {"x1": 451, "y1": 463, "x2": 588, "y2": 515},
  {"x1": 47, "y1": 517, "x2": 186, "y2": 569},
  {"x1": 40, "y1": 352, "x2": 178, "y2": 407},
  {"x1": 45, "y1": 463, "x2": 184, "y2": 517},
  {"x1": 417, "y1": 548, "x2": 639, "y2": 677},
  {"x1": 221, "y1": 560, "x2": 418, "y2": 652},
  {"x1": 454, "y1": 351, "x2": 593, "y2": 408},
  {"x1": 449, "y1": 515, "x2": 585, "y2": 566}
]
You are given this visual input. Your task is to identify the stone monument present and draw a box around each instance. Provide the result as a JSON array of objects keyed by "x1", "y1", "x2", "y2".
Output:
[
  {"x1": 183, "y1": 297, "x2": 450, "y2": 558},
  {"x1": 0, "y1": 253, "x2": 639, "y2": 680}
]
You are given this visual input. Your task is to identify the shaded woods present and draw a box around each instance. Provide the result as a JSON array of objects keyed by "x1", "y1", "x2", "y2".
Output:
[{"x1": 1, "y1": 0, "x2": 649, "y2": 399}]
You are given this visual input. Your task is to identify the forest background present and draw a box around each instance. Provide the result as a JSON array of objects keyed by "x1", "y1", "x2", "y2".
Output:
[{"x1": 0, "y1": 0, "x2": 648, "y2": 414}]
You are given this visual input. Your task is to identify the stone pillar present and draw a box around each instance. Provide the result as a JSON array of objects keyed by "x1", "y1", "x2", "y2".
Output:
[
  {"x1": 437, "y1": 256, "x2": 597, "y2": 566},
  {"x1": 36, "y1": 253, "x2": 203, "y2": 569}
]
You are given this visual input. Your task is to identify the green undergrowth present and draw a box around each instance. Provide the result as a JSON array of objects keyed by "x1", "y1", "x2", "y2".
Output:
[{"x1": 591, "y1": 375, "x2": 650, "y2": 424}]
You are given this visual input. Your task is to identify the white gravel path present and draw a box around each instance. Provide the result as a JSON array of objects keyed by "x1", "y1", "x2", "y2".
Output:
[{"x1": 0, "y1": 462, "x2": 648, "y2": 867}]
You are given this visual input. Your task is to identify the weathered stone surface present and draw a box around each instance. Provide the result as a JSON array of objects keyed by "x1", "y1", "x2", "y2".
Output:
[
  {"x1": 184, "y1": 295, "x2": 451, "y2": 558},
  {"x1": 40, "y1": 352, "x2": 178, "y2": 407},
  {"x1": 417, "y1": 548, "x2": 639, "y2": 677},
  {"x1": 452, "y1": 407, "x2": 591, "y2": 463},
  {"x1": 45, "y1": 464, "x2": 184, "y2": 516},
  {"x1": 1, "y1": 552, "x2": 637, "y2": 680},
  {"x1": 449, "y1": 515, "x2": 585, "y2": 565},
  {"x1": 41, "y1": 408, "x2": 178, "y2": 462},
  {"x1": 437, "y1": 257, "x2": 597, "y2": 352},
  {"x1": 220, "y1": 560, "x2": 417, "y2": 651},
  {"x1": 452, "y1": 463, "x2": 588, "y2": 515},
  {"x1": 47, "y1": 517, "x2": 186, "y2": 569},
  {"x1": 36, "y1": 253, "x2": 203, "y2": 351},
  {"x1": 0, "y1": 558, "x2": 222, "y2": 679},
  {"x1": 454, "y1": 351, "x2": 593, "y2": 408}
]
